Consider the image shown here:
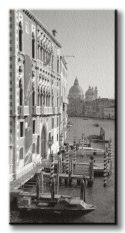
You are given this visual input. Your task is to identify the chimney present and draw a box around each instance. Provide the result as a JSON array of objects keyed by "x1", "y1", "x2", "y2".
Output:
[{"x1": 52, "y1": 29, "x2": 57, "y2": 37}]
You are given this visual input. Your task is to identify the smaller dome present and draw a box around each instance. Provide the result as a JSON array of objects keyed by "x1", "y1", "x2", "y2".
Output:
[{"x1": 86, "y1": 86, "x2": 94, "y2": 95}]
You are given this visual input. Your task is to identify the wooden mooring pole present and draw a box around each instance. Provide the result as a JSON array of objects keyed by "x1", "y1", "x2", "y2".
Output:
[
  {"x1": 108, "y1": 138, "x2": 112, "y2": 174},
  {"x1": 36, "y1": 172, "x2": 40, "y2": 200},
  {"x1": 87, "y1": 155, "x2": 94, "y2": 187},
  {"x1": 80, "y1": 178, "x2": 86, "y2": 202},
  {"x1": 50, "y1": 152, "x2": 54, "y2": 200},
  {"x1": 103, "y1": 149, "x2": 108, "y2": 187},
  {"x1": 57, "y1": 159, "x2": 59, "y2": 194},
  {"x1": 41, "y1": 171, "x2": 44, "y2": 194},
  {"x1": 73, "y1": 142, "x2": 76, "y2": 169},
  {"x1": 65, "y1": 145, "x2": 69, "y2": 185}
]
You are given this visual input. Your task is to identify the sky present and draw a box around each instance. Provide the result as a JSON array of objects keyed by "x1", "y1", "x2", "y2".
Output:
[{"x1": 32, "y1": 10, "x2": 115, "y2": 99}]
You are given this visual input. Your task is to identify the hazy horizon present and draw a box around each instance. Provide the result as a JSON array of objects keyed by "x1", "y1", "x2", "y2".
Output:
[{"x1": 32, "y1": 10, "x2": 115, "y2": 99}]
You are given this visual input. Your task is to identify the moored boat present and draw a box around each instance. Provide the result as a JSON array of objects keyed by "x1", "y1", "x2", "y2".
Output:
[
  {"x1": 18, "y1": 193, "x2": 95, "y2": 219},
  {"x1": 78, "y1": 146, "x2": 104, "y2": 156}
]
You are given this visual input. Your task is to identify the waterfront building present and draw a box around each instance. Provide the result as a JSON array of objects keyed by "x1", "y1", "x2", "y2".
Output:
[
  {"x1": 104, "y1": 105, "x2": 115, "y2": 119},
  {"x1": 9, "y1": 10, "x2": 68, "y2": 181}
]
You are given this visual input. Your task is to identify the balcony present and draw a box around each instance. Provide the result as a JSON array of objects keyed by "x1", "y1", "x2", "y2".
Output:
[
  {"x1": 32, "y1": 106, "x2": 41, "y2": 115},
  {"x1": 17, "y1": 106, "x2": 29, "y2": 116},
  {"x1": 52, "y1": 107, "x2": 57, "y2": 114},
  {"x1": 24, "y1": 106, "x2": 29, "y2": 115},
  {"x1": 41, "y1": 107, "x2": 53, "y2": 115}
]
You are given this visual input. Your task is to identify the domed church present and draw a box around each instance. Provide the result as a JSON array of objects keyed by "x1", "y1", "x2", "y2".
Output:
[
  {"x1": 68, "y1": 77, "x2": 84, "y2": 101},
  {"x1": 68, "y1": 78, "x2": 84, "y2": 116}
]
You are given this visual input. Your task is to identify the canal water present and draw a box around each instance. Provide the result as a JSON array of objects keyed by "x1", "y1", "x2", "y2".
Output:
[{"x1": 11, "y1": 118, "x2": 115, "y2": 224}]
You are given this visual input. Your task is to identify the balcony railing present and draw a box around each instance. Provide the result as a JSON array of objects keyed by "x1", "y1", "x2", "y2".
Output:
[
  {"x1": 41, "y1": 106, "x2": 53, "y2": 115},
  {"x1": 52, "y1": 107, "x2": 57, "y2": 114},
  {"x1": 17, "y1": 105, "x2": 29, "y2": 116},
  {"x1": 57, "y1": 106, "x2": 61, "y2": 114}
]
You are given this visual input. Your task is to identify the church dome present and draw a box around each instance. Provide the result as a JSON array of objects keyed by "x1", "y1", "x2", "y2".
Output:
[
  {"x1": 85, "y1": 86, "x2": 94, "y2": 95},
  {"x1": 68, "y1": 77, "x2": 84, "y2": 100}
]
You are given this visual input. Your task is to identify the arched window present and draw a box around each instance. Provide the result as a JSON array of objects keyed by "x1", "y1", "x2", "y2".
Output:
[
  {"x1": 19, "y1": 21, "x2": 23, "y2": 52},
  {"x1": 40, "y1": 88, "x2": 43, "y2": 106},
  {"x1": 46, "y1": 94, "x2": 48, "y2": 107},
  {"x1": 37, "y1": 92, "x2": 40, "y2": 106},
  {"x1": 52, "y1": 96, "x2": 54, "y2": 107},
  {"x1": 19, "y1": 79, "x2": 23, "y2": 106},
  {"x1": 32, "y1": 143, "x2": 35, "y2": 154},
  {"x1": 40, "y1": 44, "x2": 43, "y2": 61},
  {"x1": 49, "y1": 94, "x2": 51, "y2": 107},
  {"x1": 32, "y1": 32, "x2": 35, "y2": 59},
  {"x1": 43, "y1": 47, "x2": 45, "y2": 63},
  {"x1": 20, "y1": 147, "x2": 23, "y2": 160},
  {"x1": 37, "y1": 42, "x2": 40, "y2": 59},
  {"x1": 37, "y1": 136, "x2": 40, "y2": 154},
  {"x1": 32, "y1": 87, "x2": 35, "y2": 106},
  {"x1": 57, "y1": 58, "x2": 59, "y2": 73}
]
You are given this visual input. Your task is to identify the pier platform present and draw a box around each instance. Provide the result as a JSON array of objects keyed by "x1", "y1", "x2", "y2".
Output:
[{"x1": 10, "y1": 164, "x2": 43, "y2": 192}]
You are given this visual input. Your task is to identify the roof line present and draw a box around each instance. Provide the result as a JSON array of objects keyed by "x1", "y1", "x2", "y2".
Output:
[{"x1": 22, "y1": 9, "x2": 61, "y2": 48}]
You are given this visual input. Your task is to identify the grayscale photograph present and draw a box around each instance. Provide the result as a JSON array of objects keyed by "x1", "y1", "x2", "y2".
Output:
[{"x1": 9, "y1": 9, "x2": 116, "y2": 224}]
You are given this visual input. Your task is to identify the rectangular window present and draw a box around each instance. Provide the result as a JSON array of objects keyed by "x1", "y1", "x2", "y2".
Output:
[
  {"x1": 33, "y1": 120, "x2": 35, "y2": 134},
  {"x1": 20, "y1": 122, "x2": 23, "y2": 137}
]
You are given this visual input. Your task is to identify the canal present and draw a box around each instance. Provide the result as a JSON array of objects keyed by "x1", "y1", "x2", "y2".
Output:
[{"x1": 10, "y1": 117, "x2": 115, "y2": 224}]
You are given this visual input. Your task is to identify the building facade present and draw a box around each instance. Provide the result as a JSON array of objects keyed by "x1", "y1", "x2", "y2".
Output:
[
  {"x1": 60, "y1": 56, "x2": 68, "y2": 144},
  {"x1": 9, "y1": 10, "x2": 68, "y2": 181},
  {"x1": 104, "y1": 106, "x2": 115, "y2": 119}
]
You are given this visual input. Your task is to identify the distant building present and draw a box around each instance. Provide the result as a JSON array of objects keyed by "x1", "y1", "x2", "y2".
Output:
[
  {"x1": 67, "y1": 79, "x2": 115, "y2": 119},
  {"x1": 68, "y1": 78, "x2": 84, "y2": 116},
  {"x1": 104, "y1": 106, "x2": 115, "y2": 119}
]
